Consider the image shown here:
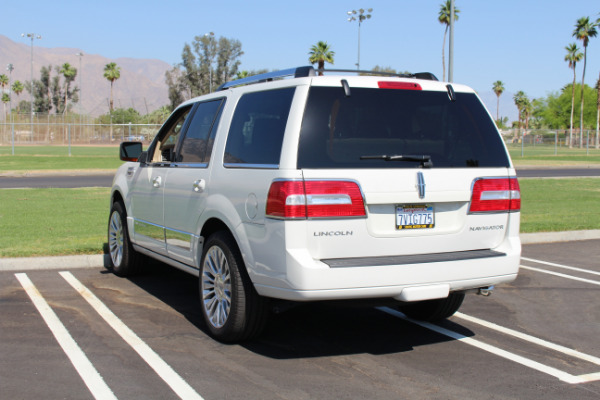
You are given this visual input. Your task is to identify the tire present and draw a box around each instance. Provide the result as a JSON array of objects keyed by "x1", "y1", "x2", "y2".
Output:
[
  {"x1": 199, "y1": 231, "x2": 269, "y2": 343},
  {"x1": 399, "y1": 292, "x2": 465, "y2": 322},
  {"x1": 107, "y1": 201, "x2": 142, "y2": 276}
]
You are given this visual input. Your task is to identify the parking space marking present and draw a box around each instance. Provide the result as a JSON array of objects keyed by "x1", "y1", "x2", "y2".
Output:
[
  {"x1": 15, "y1": 273, "x2": 118, "y2": 400},
  {"x1": 454, "y1": 312, "x2": 600, "y2": 366},
  {"x1": 521, "y1": 257, "x2": 600, "y2": 277},
  {"x1": 520, "y1": 265, "x2": 600, "y2": 286},
  {"x1": 379, "y1": 307, "x2": 600, "y2": 384},
  {"x1": 59, "y1": 271, "x2": 205, "y2": 400}
]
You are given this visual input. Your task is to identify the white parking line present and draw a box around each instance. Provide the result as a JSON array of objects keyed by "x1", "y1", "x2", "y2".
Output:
[
  {"x1": 454, "y1": 312, "x2": 600, "y2": 366},
  {"x1": 378, "y1": 307, "x2": 600, "y2": 384},
  {"x1": 59, "y1": 271, "x2": 204, "y2": 400},
  {"x1": 15, "y1": 273, "x2": 117, "y2": 400},
  {"x1": 520, "y1": 265, "x2": 600, "y2": 286},
  {"x1": 521, "y1": 257, "x2": 600, "y2": 277}
]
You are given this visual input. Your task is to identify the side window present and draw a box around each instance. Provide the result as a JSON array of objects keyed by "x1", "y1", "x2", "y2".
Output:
[
  {"x1": 178, "y1": 99, "x2": 225, "y2": 164},
  {"x1": 224, "y1": 87, "x2": 295, "y2": 166},
  {"x1": 149, "y1": 106, "x2": 192, "y2": 163}
]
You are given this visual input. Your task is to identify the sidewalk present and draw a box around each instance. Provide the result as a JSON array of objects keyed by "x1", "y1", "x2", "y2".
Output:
[{"x1": 1, "y1": 231, "x2": 599, "y2": 272}]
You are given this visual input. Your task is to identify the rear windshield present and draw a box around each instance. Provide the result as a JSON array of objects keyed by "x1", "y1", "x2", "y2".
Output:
[{"x1": 297, "y1": 87, "x2": 510, "y2": 169}]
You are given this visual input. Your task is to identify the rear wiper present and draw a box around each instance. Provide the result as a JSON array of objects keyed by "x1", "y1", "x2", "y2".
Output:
[{"x1": 360, "y1": 154, "x2": 433, "y2": 168}]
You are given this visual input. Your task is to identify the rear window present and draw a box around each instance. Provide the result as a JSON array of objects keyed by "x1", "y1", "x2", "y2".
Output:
[{"x1": 297, "y1": 87, "x2": 510, "y2": 169}]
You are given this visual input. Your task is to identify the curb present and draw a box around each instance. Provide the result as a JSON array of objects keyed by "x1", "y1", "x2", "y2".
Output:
[
  {"x1": 519, "y1": 229, "x2": 600, "y2": 244},
  {"x1": 0, "y1": 254, "x2": 110, "y2": 272},
  {"x1": 1, "y1": 231, "x2": 600, "y2": 272}
]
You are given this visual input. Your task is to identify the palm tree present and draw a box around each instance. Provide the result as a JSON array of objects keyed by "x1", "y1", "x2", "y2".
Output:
[
  {"x1": 492, "y1": 81, "x2": 504, "y2": 123},
  {"x1": 513, "y1": 91, "x2": 526, "y2": 136},
  {"x1": 308, "y1": 41, "x2": 335, "y2": 76},
  {"x1": 12, "y1": 80, "x2": 24, "y2": 103},
  {"x1": 103, "y1": 62, "x2": 121, "y2": 112},
  {"x1": 438, "y1": 0, "x2": 460, "y2": 82},
  {"x1": 573, "y1": 17, "x2": 598, "y2": 148},
  {"x1": 0, "y1": 75, "x2": 8, "y2": 122},
  {"x1": 59, "y1": 63, "x2": 77, "y2": 114},
  {"x1": 564, "y1": 43, "x2": 583, "y2": 148}
]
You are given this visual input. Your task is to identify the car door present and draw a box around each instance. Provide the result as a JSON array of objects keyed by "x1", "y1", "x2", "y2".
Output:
[
  {"x1": 163, "y1": 99, "x2": 225, "y2": 266},
  {"x1": 129, "y1": 106, "x2": 192, "y2": 254}
]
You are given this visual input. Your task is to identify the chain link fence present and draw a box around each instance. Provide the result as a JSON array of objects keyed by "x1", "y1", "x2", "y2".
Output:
[
  {"x1": 0, "y1": 115, "x2": 161, "y2": 146},
  {"x1": 501, "y1": 129, "x2": 600, "y2": 156}
]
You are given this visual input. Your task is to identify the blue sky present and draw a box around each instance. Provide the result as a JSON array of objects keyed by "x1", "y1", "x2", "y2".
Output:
[{"x1": 3, "y1": 0, "x2": 600, "y2": 119}]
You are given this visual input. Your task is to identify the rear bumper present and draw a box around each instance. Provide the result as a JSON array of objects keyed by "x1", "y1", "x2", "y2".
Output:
[{"x1": 253, "y1": 236, "x2": 521, "y2": 301}]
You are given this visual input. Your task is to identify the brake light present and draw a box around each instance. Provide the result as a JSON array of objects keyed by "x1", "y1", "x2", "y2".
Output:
[
  {"x1": 266, "y1": 180, "x2": 366, "y2": 219},
  {"x1": 378, "y1": 81, "x2": 422, "y2": 90},
  {"x1": 469, "y1": 178, "x2": 521, "y2": 213}
]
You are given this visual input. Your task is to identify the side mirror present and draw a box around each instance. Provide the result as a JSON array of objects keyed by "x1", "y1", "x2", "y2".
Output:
[{"x1": 120, "y1": 142, "x2": 143, "y2": 162}]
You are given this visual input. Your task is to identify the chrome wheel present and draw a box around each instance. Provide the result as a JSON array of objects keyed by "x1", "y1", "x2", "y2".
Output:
[
  {"x1": 201, "y1": 245, "x2": 232, "y2": 329},
  {"x1": 108, "y1": 210, "x2": 124, "y2": 267}
]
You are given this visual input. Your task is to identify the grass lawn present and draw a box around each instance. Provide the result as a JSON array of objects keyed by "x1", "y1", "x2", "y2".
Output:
[
  {"x1": 0, "y1": 179, "x2": 598, "y2": 258},
  {"x1": 0, "y1": 145, "x2": 123, "y2": 172},
  {"x1": 507, "y1": 144, "x2": 600, "y2": 166},
  {"x1": 0, "y1": 188, "x2": 110, "y2": 257}
]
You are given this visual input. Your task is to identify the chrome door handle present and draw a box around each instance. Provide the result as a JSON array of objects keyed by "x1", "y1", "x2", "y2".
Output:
[
  {"x1": 193, "y1": 179, "x2": 206, "y2": 192},
  {"x1": 152, "y1": 176, "x2": 162, "y2": 188}
]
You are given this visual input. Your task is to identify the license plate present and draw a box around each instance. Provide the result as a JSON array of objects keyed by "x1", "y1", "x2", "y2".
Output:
[{"x1": 396, "y1": 204, "x2": 434, "y2": 229}]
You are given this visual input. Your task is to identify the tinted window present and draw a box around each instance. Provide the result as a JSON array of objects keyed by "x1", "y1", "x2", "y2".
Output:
[
  {"x1": 178, "y1": 99, "x2": 224, "y2": 163},
  {"x1": 224, "y1": 88, "x2": 295, "y2": 166},
  {"x1": 297, "y1": 87, "x2": 510, "y2": 169}
]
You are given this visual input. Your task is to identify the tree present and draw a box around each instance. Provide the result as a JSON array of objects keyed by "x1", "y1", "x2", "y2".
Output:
[
  {"x1": 513, "y1": 91, "x2": 527, "y2": 135},
  {"x1": 12, "y1": 80, "x2": 24, "y2": 103},
  {"x1": 438, "y1": 0, "x2": 460, "y2": 82},
  {"x1": 596, "y1": 74, "x2": 600, "y2": 149},
  {"x1": 492, "y1": 80, "x2": 504, "y2": 123},
  {"x1": 167, "y1": 35, "x2": 244, "y2": 104},
  {"x1": 308, "y1": 41, "x2": 335, "y2": 75},
  {"x1": 1, "y1": 92, "x2": 9, "y2": 121},
  {"x1": 103, "y1": 62, "x2": 121, "y2": 113},
  {"x1": 564, "y1": 43, "x2": 583, "y2": 147},
  {"x1": 0, "y1": 75, "x2": 8, "y2": 121},
  {"x1": 573, "y1": 17, "x2": 597, "y2": 147},
  {"x1": 59, "y1": 63, "x2": 77, "y2": 114},
  {"x1": 0, "y1": 74, "x2": 8, "y2": 92}
]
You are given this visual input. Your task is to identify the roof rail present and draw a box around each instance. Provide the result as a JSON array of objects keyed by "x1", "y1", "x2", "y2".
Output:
[
  {"x1": 216, "y1": 66, "x2": 438, "y2": 91},
  {"x1": 316, "y1": 69, "x2": 438, "y2": 81},
  {"x1": 217, "y1": 66, "x2": 316, "y2": 91}
]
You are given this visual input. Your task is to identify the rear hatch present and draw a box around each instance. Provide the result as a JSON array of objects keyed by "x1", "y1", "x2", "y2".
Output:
[{"x1": 295, "y1": 82, "x2": 518, "y2": 259}]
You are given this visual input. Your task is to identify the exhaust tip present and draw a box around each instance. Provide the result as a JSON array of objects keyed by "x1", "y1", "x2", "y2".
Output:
[{"x1": 477, "y1": 285, "x2": 494, "y2": 296}]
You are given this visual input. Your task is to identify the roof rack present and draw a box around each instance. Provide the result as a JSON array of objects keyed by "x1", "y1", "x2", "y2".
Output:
[{"x1": 217, "y1": 66, "x2": 438, "y2": 91}]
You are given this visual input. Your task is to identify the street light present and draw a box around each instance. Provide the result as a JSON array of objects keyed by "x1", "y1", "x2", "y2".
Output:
[
  {"x1": 347, "y1": 8, "x2": 372, "y2": 70},
  {"x1": 76, "y1": 52, "x2": 84, "y2": 123},
  {"x1": 204, "y1": 32, "x2": 215, "y2": 92},
  {"x1": 21, "y1": 33, "x2": 42, "y2": 140}
]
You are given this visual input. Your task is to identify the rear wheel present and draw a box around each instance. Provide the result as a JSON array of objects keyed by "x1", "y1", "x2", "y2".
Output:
[
  {"x1": 107, "y1": 201, "x2": 142, "y2": 276},
  {"x1": 399, "y1": 292, "x2": 465, "y2": 321},
  {"x1": 199, "y1": 231, "x2": 268, "y2": 342}
]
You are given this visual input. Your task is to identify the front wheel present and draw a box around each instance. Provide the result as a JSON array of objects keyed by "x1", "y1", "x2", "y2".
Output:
[
  {"x1": 107, "y1": 201, "x2": 142, "y2": 276},
  {"x1": 199, "y1": 231, "x2": 268, "y2": 342},
  {"x1": 399, "y1": 292, "x2": 465, "y2": 321}
]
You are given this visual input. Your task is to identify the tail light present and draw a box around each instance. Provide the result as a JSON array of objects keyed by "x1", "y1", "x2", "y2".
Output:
[
  {"x1": 469, "y1": 178, "x2": 521, "y2": 213},
  {"x1": 266, "y1": 180, "x2": 366, "y2": 219}
]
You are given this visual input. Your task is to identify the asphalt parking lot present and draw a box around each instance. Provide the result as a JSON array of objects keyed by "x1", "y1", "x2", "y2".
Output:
[{"x1": 1, "y1": 240, "x2": 599, "y2": 399}]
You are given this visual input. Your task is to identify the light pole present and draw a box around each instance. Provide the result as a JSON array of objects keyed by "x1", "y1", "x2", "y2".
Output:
[
  {"x1": 21, "y1": 33, "x2": 42, "y2": 140},
  {"x1": 76, "y1": 52, "x2": 84, "y2": 124},
  {"x1": 204, "y1": 32, "x2": 215, "y2": 92},
  {"x1": 347, "y1": 8, "x2": 372, "y2": 70}
]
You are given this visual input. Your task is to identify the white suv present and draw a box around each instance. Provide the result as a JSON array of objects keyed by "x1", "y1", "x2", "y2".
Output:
[{"x1": 109, "y1": 67, "x2": 521, "y2": 342}]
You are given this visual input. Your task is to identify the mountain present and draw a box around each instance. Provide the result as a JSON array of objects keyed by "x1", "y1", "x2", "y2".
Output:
[{"x1": 0, "y1": 34, "x2": 171, "y2": 117}]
